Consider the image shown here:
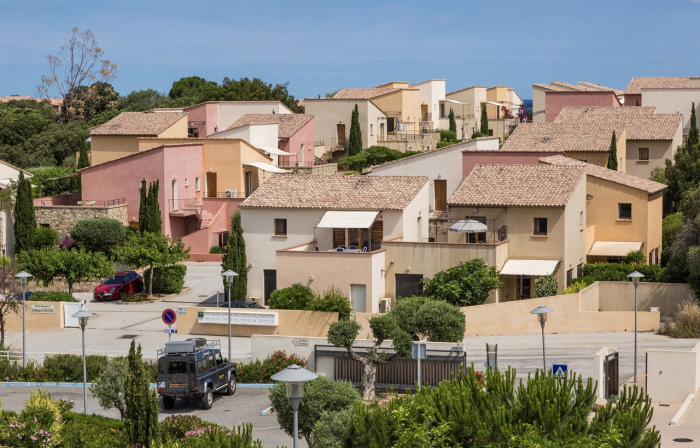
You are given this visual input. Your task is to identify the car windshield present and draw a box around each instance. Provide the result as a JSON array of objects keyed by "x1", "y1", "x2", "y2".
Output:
[{"x1": 102, "y1": 276, "x2": 125, "y2": 285}]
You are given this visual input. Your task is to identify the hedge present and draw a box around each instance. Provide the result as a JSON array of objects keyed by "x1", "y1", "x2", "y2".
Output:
[
  {"x1": 30, "y1": 291, "x2": 78, "y2": 302},
  {"x1": 144, "y1": 264, "x2": 187, "y2": 294}
]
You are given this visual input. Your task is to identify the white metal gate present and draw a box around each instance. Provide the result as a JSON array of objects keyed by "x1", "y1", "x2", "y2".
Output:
[{"x1": 64, "y1": 302, "x2": 81, "y2": 328}]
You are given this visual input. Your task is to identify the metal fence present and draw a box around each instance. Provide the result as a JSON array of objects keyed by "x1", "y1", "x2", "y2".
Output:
[{"x1": 37, "y1": 197, "x2": 125, "y2": 207}]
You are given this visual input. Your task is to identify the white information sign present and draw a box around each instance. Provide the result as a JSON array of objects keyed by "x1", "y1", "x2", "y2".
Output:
[
  {"x1": 31, "y1": 304, "x2": 55, "y2": 314},
  {"x1": 197, "y1": 310, "x2": 278, "y2": 326}
]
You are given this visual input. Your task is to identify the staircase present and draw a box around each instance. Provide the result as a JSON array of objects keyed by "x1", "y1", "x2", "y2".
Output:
[{"x1": 198, "y1": 210, "x2": 213, "y2": 229}]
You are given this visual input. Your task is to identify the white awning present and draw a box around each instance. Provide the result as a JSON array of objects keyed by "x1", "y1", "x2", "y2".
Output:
[
  {"x1": 243, "y1": 162, "x2": 290, "y2": 174},
  {"x1": 588, "y1": 241, "x2": 643, "y2": 257},
  {"x1": 316, "y1": 211, "x2": 379, "y2": 229},
  {"x1": 444, "y1": 99, "x2": 468, "y2": 105},
  {"x1": 499, "y1": 259, "x2": 560, "y2": 276},
  {"x1": 257, "y1": 146, "x2": 293, "y2": 156},
  {"x1": 484, "y1": 101, "x2": 507, "y2": 107}
]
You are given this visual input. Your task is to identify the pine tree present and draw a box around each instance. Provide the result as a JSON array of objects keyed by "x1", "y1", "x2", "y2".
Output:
[
  {"x1": 480, "y1": 104, "x2": 489, "y2": 135},
  {"x1": 124, "y1": 341, "x2": 159, "y2": 446},
  {"x1": 449, "y1": 108, "x2": 456, "y2": 134},
  {"x1": 138, "y1": 179, "x2": 148, "y2": 234},
  {"x1": 348, "y1": 104, "x2": 362, "y2": 156},
  {"x1": 688, "y1": 102, "x2": 699, "y2": 149},
  {"x1": 222, "y1": 211, "x2": 247, "y2": 301},
  {"x1": 13, "y1": 171, "x2": 37, "y2": 253},
  {"x1": 607, "y1": 131, "x2": 618, "y2": 171}
]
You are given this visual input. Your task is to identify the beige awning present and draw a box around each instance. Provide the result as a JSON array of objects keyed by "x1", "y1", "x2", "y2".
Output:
[
  {"x1": 243, "y1": 162, "x2": 290, "y2": 174},
  {"x1": 257, "y1": 146, "x2": 293, "y2": 156},
  {"x1": 588, "y1": 241, "x2": 643, "y2": 257},
  {"x1": 317, "y1": 211, "x2": 379, "y2": 229},
  {"x1": 499, "y1": 259, "x2": 560, "y2": 276}
]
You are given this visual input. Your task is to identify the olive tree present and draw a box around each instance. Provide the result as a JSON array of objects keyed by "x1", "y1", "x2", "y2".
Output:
[
  {"x1": 70, "y1": 217, "x2": 126, "y2": 254},
  {"x1": 90, "y1": 357, "x2": 128, "y2": 420},
  {"x1": 422, "y1": 259, "x2": 502, "y2": 306}
]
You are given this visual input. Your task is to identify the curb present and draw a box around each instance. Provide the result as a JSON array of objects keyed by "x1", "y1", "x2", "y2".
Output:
[
  {"x1": 1, "y1": 382, "x2": 275, "y2": 389},
  {"x1": 670, "y1": 393, "x2": 695, "y2": 426}
]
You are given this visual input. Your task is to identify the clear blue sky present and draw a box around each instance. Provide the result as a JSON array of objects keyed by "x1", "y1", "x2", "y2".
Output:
[{"x1": 2, "y1": 0, "x2": 699, "y2": 101}]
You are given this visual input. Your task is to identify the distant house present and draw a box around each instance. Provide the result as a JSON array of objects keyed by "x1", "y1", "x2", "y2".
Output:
[
  {"x1": 622, "y1": 77, "x2": 694, "y2": 107},
  {"x1": 0, "y1": 161, "x2": 32, "y2": 257},
  {"x1": 88, "y1": 111, "x2": 188, "y2": 165},
  {"x1": 183, "y1": 101, "x2": 294, "y2": 138},
  {"x1": 445, "y1": 84, "x2": 523, "y2": 139},
  {"x1": 532, "y1": 81, "x2": 623, "y2": 123},
  {"x1": 239, "y1": 174, "x2": 429, "y2": 310},
  {"x1": 539, "y1": 155, "x2": 665, "y2": 264}
]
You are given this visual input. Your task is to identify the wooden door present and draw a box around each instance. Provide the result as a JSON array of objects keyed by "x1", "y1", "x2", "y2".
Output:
[
  {"x1": 421, "y1": 104, "x2": 428, "y2": 121},
  {"x1": 337, "y1": 124, "x2": 346, "y2": 146},
  {"x1": 434, "y1": 180, "x2": 446, "y2": 211},
  {"x1": 206, "y1": 172, "x2": 217, "y2": 198},
  {"x1": 370, "y1": 221, "x2": 383, "y2": 251}
]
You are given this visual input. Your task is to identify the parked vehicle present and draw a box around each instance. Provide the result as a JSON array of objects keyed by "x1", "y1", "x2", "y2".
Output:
[
  {"x1": 157, "y1": 339, "x2": 236, "y2": 410},
  {"x1": 218, "y1": 300, "x2": 265, "y2": 309},
  {"x1": 93, "y1": 271, "x2": 143, "y2": 301}
]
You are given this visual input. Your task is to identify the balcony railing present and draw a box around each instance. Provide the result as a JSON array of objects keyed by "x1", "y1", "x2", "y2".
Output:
[
  {"x1": 277, "y1": 160, "x2": 334, "y2": 168},
  {"x1": 169, "y1": 198, "x2": 202, "y2": 215},
  {"x1": 380, "y1": 132, "x2": 437, "y2": 142},
  {"x1": 36, "y1": 197, "x2": 126, "y2": 207},
  {"x1": 314, "y1": 140, "x2": 325, "y2": 147},
  {"x1": 329, "y1": 138, "x2": 347, "y2": 152},
  {"x1": 204, "y1": 191, "x2": 248, "y2": 199}
]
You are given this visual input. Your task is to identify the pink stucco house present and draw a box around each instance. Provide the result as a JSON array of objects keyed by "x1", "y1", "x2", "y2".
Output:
[
  {"x1": 544, "y1": 91, "x2": 620, "y2": 122},
  {"x1": 184, "y1": 101, "x2": 294, "y2": 137}
]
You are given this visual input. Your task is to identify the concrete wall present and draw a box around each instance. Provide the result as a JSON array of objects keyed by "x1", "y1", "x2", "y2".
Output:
[
  {"x1": 35, "y1": 204, "x2": 128, "y2": 237},
  {"x1": 446, "y1": 87, "x2": 484, "y2": 128},
  {"x1": 461, "y1": 151, "x2": 562, "y2": 177},
  {"x1": 372, "y1": 89, "x2": 421, "y2": 131},
  {"x1": 176, "y1": 307, "x2": 338, "y2": 338},
  {"x1": 184, "y1": 102, "x2": 218, "y2": 136},
  {"x1": 596, "y1": 281, "x2": 695, "y2": 316},
  {"x1": 646, "y1": 342, "x2": 700, "y2": 403},
  {"x1": 544, "y1": 91, "x2": 620, "y2": 122},
  {"x1": 642, "y1": 88, "x2": 700, "y2": 134},
  {"x1": 89, "y1": 135, "x2": 141, "y2": 166},
  {"x1": 304, "y1": 99, "x2": 386, "y2": 152},
  {"x1": 5, "y1": 301, "x2": 66, "y2": 331},
  {"x1": 532, "y1": 85, "x2": 548, "y2": 123},
  {"x1": 283, "y1": 117, "x2": 316, "y2": 164},
  {"x1": 377, "y1": 133, "x2": 440, "y2": 153},
  {"x1": 624, "y1": 94, "x2": 642, "y2": 107},
  {"x1": 564, "y1": 176, "x2": 588, "y2": 283},
  {"x1": 625, "y1": 138, "x2": 676, "y2": 180}
]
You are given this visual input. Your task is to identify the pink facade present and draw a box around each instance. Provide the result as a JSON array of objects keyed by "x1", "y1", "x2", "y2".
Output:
[
  {"x1": 184, "y1": 103, "x2": 219, "y2": 136},
  {"x1": 624, "y1": 94, "x2": 642, "y2": 107},
  {"x1": 545, "y1": 91, "x2": 621, "y2": 122},
  {"x1": 279, "y1": 117, "x2": 315, "y2": 164},
  {"x1": 461, "y1": 151, "x2": 562, "y2": 178}
]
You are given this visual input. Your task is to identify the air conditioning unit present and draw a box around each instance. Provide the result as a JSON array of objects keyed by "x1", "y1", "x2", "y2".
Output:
[
  {"x1": 379, "y1": 298, "x2": 392, "y2": 314},
  {"x1": 224, "y1": 189, "x2": 238, "y2": 198}
]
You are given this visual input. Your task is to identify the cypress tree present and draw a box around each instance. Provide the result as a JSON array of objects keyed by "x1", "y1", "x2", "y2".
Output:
[
  {"x1": 13, "y1": 171, "x2": 37, "y2": 253},
  {"x1": 636, "y1": 99, "x2": 640, "y2": 107},
  {"x1": 222, "y1": 211, "x2": 247, "y2": 301},
  {"x1": 138, "y1": 179, "x2": 148, "y2": 234},
  {"x1": 124, "y1": 341, "x2": 159, "y2": 446},
  {"x1": 480, "y1": 104, "x2": 489, "y2": 135},
  {"x1": 77, "y1": 145, "x2": 90, "y2": 170},
  {"x1": 688, "y1": 102, "x2": 699, "y2": 149},
  {"x1": 348, "y1": 104, "x2": 362, "y2": 156},
  {"x1": 149, "y1": 179, "x2": 162, "y2": 233},
  {"x1": 449, "y1": 108, "x2": 457, "y2": 134},
  {"x1": 607, "y1": 131, "x2": 618, "y2": 171}
]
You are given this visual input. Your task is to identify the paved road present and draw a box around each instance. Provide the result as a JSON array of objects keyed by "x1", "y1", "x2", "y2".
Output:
[{"x1": 0, "y1": 386, "x2": 302, "y2": 447}]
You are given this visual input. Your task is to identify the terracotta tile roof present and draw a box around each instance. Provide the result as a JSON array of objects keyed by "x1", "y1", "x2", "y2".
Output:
[
  {"x1": 89, "y1": 111, "x2": 187, "y2": 136},
  {"x1": 554, "y1": 106, "x2": 682, "y2": 140},
  {"x1": 332, "y1": 87, "x2": 399, "y2": 99},
  {"x1": 577, "y1": 82, "x2": 623, "y2": 95},
  {"x1": 624, "y1": 77, "x2": 689, "y2": 95},
  {"x1": 448, "y1": 164, "x2": 585, "y2": 207},
  {"x1": 500, "y1": 123, "x2": 623, "y2": 153},
  {"x1": 240, "y1": 175, "x2": 428, "y2": 210},
  {"x1": 227, "y1": 114, "x2": 313, "y2": 139},
  {"x1": 550, "y1": 81, "x2": 587, "y2": 91},
  {"x1": 539, "y1": 155, "x2": 666, "y2": 194}
]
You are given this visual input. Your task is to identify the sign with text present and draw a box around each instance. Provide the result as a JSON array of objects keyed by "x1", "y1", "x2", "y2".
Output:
[
  {"x1": 197, "y1": 310, "x2": 278, "y2": 326},
  {"x1": 30, "y1": 304, "x2": 55, "y2": 314},
  {"x1": 292, "y1": 338, "x2": 309, "y2": 347}
]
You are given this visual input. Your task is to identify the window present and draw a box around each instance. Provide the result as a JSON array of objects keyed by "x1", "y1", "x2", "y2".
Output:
[
  {"x1": 577, "y1": 263, "x2": 584, "y2": 278},
  {"x1": 197, "y1": 358, "x2": 208, "y2": 372},
  {"x1": 158, "y1": 363, "x2": 165, "y2": 374},
  {"x1": 185, "y1": 178, "x2": 189, "y2": 187},
  {"x1": 40, "y1": 223, "x2": 50, "y2": 228},
  {"x1": 618, "y1": 203, "x2": 632, "y2": 220},
  {"x1": 533, "y1": 218, "x2": 548, "y2": 236},
  {"x1": 216, "y1": 352, "x2": 224, "y2": 365},
  {"x1": 370, "y1": 124, "x2": 374, "y2": 135},
  {"x1": 167, "y1": 361, "x2": 188, "y2": 374},
  {"x1": 566, "y1": 269, "x2": 573, "y2": 287},
  {"x1": 488, "y1": 129, "x2": 494, "y2": 136},
  {"x1": 580, "y1": 211, "x2": 584, "y2": 227},
  {"x1": 195, "y1": 177, "x2": 200, "y2": 191},
  {"x1": 188, "y1": 127, "x2": 199, "y2": 138},
  {"x1": 274, "y1": 219, "x2": 287, "y2": 236},
  {"x1": 638, "y1": 148, "x2": 649, "y2": 161}
]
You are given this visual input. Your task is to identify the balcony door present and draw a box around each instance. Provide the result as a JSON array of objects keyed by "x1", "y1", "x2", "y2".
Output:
[
  {"x1": 434, "y1": 180, "x2": 447, "y2": 212},
  {"x1": 337, "y1": 124, "x2": 346, "y2": 146},
  {"x1": 206, "y1": 172, "x2": 217, "y2": 198},
  {"x1": 350, "y1": 284, "x2": 366, "y2": 313}
]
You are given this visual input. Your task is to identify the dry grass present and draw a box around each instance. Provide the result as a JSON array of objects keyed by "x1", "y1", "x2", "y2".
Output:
[{"x1": 661, "y1": 299, "x2": 700, "y2": 338}]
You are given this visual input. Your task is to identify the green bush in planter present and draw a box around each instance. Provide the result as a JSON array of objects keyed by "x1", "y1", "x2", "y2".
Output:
[
  {"x1": 29, "y1": 291, "x2": 78, "y2": 302},
  {"x1": 144, "y1": 264, "x2": 187, "y2": 294},
  {"x1": 268, "y1": 283, "x2": 314, "y2": 310}
]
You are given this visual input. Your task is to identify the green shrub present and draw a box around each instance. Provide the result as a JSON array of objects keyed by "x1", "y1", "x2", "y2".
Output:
[
  {"x1": 209, "y1": 245, "x2": 224, "y2": 254},
  {"x1": 62, "y1": 412, "x2": 127, "y2": 448},
  {"x1": 270, "y1": 376, "x2": 361, "y2": 445},
  {"x1": 662, "y1": 299, "x2": 700, "y2": 338},
  {"x1": 268, "y1": 283, "x2": 314, "y2": 310},
  {"x1": 307, "y1": 286, "x2": 353, "y2": 319},
  {"x1": 160, "y1": 415, "x2": 207, "y2": 441},
  {"x1": 535, "y1": 275, "x2": 559, "y2": 297},
  {"x1": 30, "y1": 291, "x2": 78, "y2": 302},
  {"x1": 70, "y1": 217, "x2": 127, "y2": 254},
  {"x1": 471, "y1": 131, "x2": 486, "y2": 139},
  {"x1": 563, "y1": 278, "x2": 590, "y2": 294},
  {"x1": 35, "y1": 226, "x2": 59, "y2": 249},
  {"x1": 310, "y1": 408, "x2": 354, "y2": 448},
  {"x1": 583, "y1": 262, "x2": 663, "y2": 283},
  {"x1": 623, "y1": 250, "x2": 646, "y2": 265},
  {"x1": 44, "y1": 353, "x2": 108, "y2": 382},
  {"x1": 235, "y1": 350, "x2": 306, "y2": 383},
  {"x1": 144, "y1": 264, "x2": 187, "y2": 294},
  {"x1": 439, "y1": 129, "x2": 457, "y2": 142},
  {"x1": 7, "y1": 389, "x2": 65, "y2": 447},
  {"x1": 423, "y1": 259, "x2": 502, "y2": 306},
  {"x1": 337, "y1": 146, "x2": 422, "y2": 171},
  {"x1": 181, "y1": 423, "x2": 262, "y2": 447}
]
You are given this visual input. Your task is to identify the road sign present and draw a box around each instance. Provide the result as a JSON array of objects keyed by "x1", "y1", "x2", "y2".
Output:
[
  {"x1": 553, "y1": 364, "x2": 568, "y2": 380},
  {"x1": 162, "y1": 309, "x2": 177, "y2": 325},
  {"x1": 178, "y1": 307, "x2": 187, "y2": 314},
  {"x1": 163, "y1": 328, "x2": 176, "y2": 334},
  {"x1": 412, "y1": 342, "x2": 427, "y2": 360},
  {"x1": 292, "y1": 338, "x2": 309, "y2": 347}
]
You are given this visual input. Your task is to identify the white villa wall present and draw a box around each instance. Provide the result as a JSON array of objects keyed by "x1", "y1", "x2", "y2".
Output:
[
  {"x1": 305, "y1": 99, "x2": 387, "y2": 152},
  {"x1": 642, "y1": 88, "x2": 700, "y2": 134},
  {"x1": 401, "y1": 182, "x2": 430, "y2": 241},
  {"x1": 563, "y1": 176, "x2": 588, "y2": 284},
  {"x1": 210, "y1": 123, "x2": 280, "y2": 164},
  {"x1": 216, "y1": 102, "x2": 292, "y2": 131},
  {"x1": 414, "y1": 80, "x2": 445, "y2": 129},
  {"x1": 460, "y1": 137, "x2": 500, "y2": 151}
]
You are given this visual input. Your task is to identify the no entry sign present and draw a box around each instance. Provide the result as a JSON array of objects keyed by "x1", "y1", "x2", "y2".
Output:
[{"x1": 162, "y1": 309, "x2": 177, "y2": 325}]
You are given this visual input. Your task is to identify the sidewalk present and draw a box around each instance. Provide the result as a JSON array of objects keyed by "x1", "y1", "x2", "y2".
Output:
[{"x1": 653, "y1": 396, "x2": 700, "y2": 445}]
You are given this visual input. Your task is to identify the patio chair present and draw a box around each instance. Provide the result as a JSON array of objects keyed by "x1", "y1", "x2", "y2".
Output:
[
  {"x1": 314, "y1": 247, "x2": 319, "y2": 252},
  {"x1": 340, "y1": 245, "x2": 347, "y2": 250},
  {"x1": 349, "y1": 246, "x2": 358, "y2": 250},
  {"x1": 362, "y1": 247, "x2": 367, "y2": 252},
  {"x1": 336, "y1": 248, "x2": 344, "y2": 252}
]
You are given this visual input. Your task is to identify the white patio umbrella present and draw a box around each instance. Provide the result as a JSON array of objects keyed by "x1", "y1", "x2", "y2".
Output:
[{"x1": 448, "y1": 219, "x2": 488, "y2": 233}]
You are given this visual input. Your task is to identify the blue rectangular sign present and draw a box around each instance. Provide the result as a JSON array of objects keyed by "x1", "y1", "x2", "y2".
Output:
[{"x1": 552, "y1": 364, "x2": 568, "y2": 380}]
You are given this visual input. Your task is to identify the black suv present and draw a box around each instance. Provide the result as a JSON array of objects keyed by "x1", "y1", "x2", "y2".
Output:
[{"x1": 156, "y1": 338, "x2": 236, "y2": 410}]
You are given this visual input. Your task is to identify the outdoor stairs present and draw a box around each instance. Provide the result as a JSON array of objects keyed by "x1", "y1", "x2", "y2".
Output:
[{"x1": 199, "y1": 210, "x2": 213, "y2": 229}]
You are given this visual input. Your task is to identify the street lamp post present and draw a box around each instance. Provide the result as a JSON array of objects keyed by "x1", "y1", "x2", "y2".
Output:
[
  {"x1": 271, "y1": 365, "x2": 318, "y2": 448},
  {"x1": 15, "y1": 271, "x2": 32, "y2": 369},
  {"x1": 627, "y1": 271, "x2": 645, "y2": 384},
  {"x1": 221, "y1": 270, "x2": 238, "y2": 362},
  {"x1": 530, "y1": 306, "x2": 553, "y2": 372},
  {"x1": 72, "y1": 308, "x2": 95, "y2": 415}
]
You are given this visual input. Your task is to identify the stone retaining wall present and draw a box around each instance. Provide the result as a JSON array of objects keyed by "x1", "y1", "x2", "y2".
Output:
[
  {"x1": 35, "y1": 204, "x2": 128, "y2": 236},
  {"x1": 378, "y1": 133, "x2": 441, "y2": 153},
  {"x1": 284, "y1": 164, "x2": 338, "y2": 175}
]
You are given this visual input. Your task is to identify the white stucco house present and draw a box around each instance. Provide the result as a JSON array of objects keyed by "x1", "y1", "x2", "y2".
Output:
[
  {"x1": 239, "y1": 174, "x2": 429, "y2": 312},
  {"x1": 0, "y1": 160, "x2": 33, "y2": 257}
]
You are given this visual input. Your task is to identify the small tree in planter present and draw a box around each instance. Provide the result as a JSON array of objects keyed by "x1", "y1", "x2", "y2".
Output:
[{"x1": 535, "y1": 275, "x2": 559, "y2": 298}]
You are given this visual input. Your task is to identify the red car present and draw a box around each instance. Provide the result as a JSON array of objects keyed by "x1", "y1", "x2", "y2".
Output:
[{"x1": 94, "y1": 271, "x2": 144, "y2": 301}]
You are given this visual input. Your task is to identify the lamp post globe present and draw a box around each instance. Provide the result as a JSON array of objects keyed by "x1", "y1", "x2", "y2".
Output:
[
  {"x1": 627, "y1": 271, "x2": 645, "y2": 383},
  {"x1": 271, "y1": 365, "x2": 318, "y2": 448},
  {"x1": 221, "y1": 270, "x2": 238, "y2": 362},
  {"x1": 530, "y1": 306, "x2": 553, "y2": 372},
  {"x1": 14, "y1": 271, "x2": 32, "y2": 369},
  {"x1": 72, "y1": 309, "x2": 95, "y2": 415}
]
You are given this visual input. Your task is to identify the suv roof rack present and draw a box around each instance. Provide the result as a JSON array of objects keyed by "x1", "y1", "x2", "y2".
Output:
[{"x1": 157, "y1": 340, "x2": 221, "y2": 357}]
